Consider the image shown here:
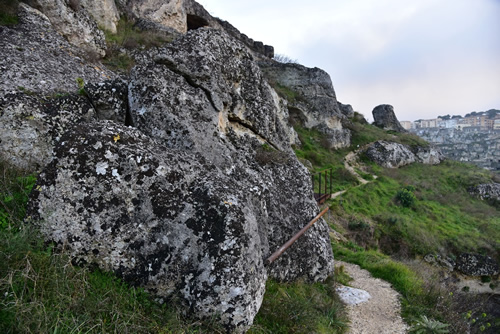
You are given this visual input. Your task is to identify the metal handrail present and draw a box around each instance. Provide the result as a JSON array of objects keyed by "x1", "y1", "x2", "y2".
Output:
[
  {"x1": 312, "y1": 168, "x2": 333, "y2": 204},
  {"x1": 266, "y1": 207, "x2": 330, "y2": 265}
]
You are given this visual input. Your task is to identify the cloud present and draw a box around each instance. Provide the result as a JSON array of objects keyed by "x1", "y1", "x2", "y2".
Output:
[{"x1": 197, "y1": 0, "x2": 500, "y2": 121}]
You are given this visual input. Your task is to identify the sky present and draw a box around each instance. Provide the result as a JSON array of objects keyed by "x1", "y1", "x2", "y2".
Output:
[{"x1": 196, "y1": 0, "x2": 500, "y2": 122}]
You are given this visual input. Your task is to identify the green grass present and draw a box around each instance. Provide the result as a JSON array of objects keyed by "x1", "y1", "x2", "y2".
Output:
[
  {"x1": 102, "y1": 17, "x2": 174, "y2": 72},
  {"x1": 0, "y1": 0, "x2": 19, "y2": 26},
  {"x1": 249, "y1": 279, "x2": 348, "y2": 334},
  {"x1": 329, "y1": 160, "x2": 500, "y2": 261}
]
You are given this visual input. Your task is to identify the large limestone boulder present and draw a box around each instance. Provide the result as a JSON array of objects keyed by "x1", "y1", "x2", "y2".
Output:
[
  {"x1": 258, "y1": 61, "x2": 351, "y2": 149},
  {"x1": 27, "y1": 28, "x2": 334, "y2": 331},
  {"x1": 27, "y1": 121, "x2": 267, "y2": 331},
  {"x1": 364, "y1": 141, "x2": 443, "y2": 168},
  {"x1": 26, "y1": 0, "x2": 106, "y2": 56},
  {"x1": 372, "y1": 104, "x2": 406, "y2": 133}
]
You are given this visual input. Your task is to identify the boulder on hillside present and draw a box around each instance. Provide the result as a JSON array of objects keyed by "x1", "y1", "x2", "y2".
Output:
[
  {"x1": 364, "y1": 141, "x2": 443, "y2": 168},
  {"x1": 372, "y1": 104, "x2": 406, "y2": 133},
  {"x1": 258, "y1": 60, "x2": 351, "y2": 149},
  {"x1": 456, "y1": 253, "x2": 499, "y2": 276},
  {"x1": 468, "y1": 183, "x2": 500, "y2": 202},
  {"x1": 26, "y1": 28, "x2": 334, "y2": 332}
]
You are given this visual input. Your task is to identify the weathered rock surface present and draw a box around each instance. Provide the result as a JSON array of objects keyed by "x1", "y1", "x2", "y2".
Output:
[
  {"x1": 0, "y1": 3, "x2": 115, "y2": 96},
  {"x1": 424, "y1": 254, "x2": 456, "y2": 271},
  {"x1": 0, "y1": 92, "x2": 95, "y2": 171},
  {"x1": 413, "y1": 127, "x2": 500, "y2": 173},
  {"x1": 258, "y1": 60, "x2": 351, "y2": 149},
  {"x1": 364, "y1": 141, "x2": 443, "y2": 168},
  {"x1": 27, "y1": 0, "x2": 107, "y2": 56},
  {"x1": 85, "y1": 79, "x2": 130, "y2": 124},
  {"x1": 468, "y1": 183, "x2": 500, "y2": 202},
  {"x1": 372, "y1": 104, "x2": 406, "y2": 133},
  {"x1": 80, "y1": 0, "x2": 121, "y2": 34},
  {"x1": 25, "y1": 28, "x2": 334, "y2": 332},
  {"x1": 456, "y1": 253, "x2": 499, "y2": 276},
  {"x1": 339, "y1": 102, "x2": 355, "y2": 118}
]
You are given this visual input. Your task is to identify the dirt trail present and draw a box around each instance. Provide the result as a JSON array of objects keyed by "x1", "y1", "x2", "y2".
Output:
[{"x1": 336, "y1": 261, "x2": 408, "y2": 334}]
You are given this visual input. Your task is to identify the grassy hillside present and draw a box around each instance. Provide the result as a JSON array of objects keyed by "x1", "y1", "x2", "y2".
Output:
[{"x1": 296, "y1": 119, "x2": 500, "y2": 333}]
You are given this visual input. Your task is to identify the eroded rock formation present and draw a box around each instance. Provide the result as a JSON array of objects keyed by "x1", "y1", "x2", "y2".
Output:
[
  {"x1": 3, "y1": 4, "x2": 335, "y2": 330},
  {"x1": 456, "y1": 253, "x2": 499, "y2": 276},
  {"x1": 258, "y1": 61, "x2": 351, "y2": 149},
  {"x1": 372, "y1": 104, "x2": 406, "y2": 133},
  {"x1": 364, "y1": 140, "x2": 443, "y2": 168}
]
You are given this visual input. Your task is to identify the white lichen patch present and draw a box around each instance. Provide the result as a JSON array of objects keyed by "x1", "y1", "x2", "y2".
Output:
[
  {"x1": 95, "y1": 161, "x2": 108, "y2": 175},
  {"x1": 112, "y1": 168, "x2": 121, "y2": 181}
]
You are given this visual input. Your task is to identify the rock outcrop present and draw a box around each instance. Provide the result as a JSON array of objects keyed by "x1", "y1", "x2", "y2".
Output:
[
  {"x1": 372, "y1": 104, "x2": 406, "y2": 133},
  {"x1": 413, "y1": 127, "x2": 500, "y2": 173},
  {"x1": 364, "y1": 140, "x2": 443, "y2": 168},
  {"x1": 258, "y1": 61, "x2": 351, "y2": 149},
  {"x1": 456, "y1": 253, "x2": 499, "y2": 276},
  {"x1": 26, "y1": 0, "x2": 107, "y2": 56},
  {"x1": 20, "y1": 24, "x2": 334, "y2": 332},
  {"x1": 468, "y1": 183, "x2": 500, "y2": 202}
]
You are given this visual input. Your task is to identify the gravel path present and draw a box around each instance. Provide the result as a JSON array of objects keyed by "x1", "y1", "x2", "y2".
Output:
[{"x1": 336, "y1": 261, "x2": 409, "y2": 334}]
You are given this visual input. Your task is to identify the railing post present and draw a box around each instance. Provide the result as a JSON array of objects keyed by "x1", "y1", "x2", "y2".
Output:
[
  {"x1": 318, "y1": 172, "x2": 322, "y2": 201},
  {"x1": 324, "y1": 170, "x2": 327, "y2": 198},
  {"x1": 330, "y1": 168, "x2": 333, "y2": 196}
]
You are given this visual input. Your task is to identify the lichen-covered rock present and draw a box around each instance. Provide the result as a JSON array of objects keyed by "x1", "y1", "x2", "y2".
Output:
[
  {"x1": 414, "y1": 146, "x2": 444, "y2": 165},
  {"x1": 26, "y1": 28, "x2": 334, "y2": 332},
  {"x1": 131, "y1": 28, "x2": 296, "y2": 151},
  {"x1": 364, "y1": 141, "x2": 417, "y2": 168},
  {"x1": 456, "y1": 253, "x2": 499, "y2": 276},
  {"x1": 0, "y1": 3, "x2": 115, "y2": 96},
  {"x1": 26, "y1": 121, "x2": 267, "y2": 332},
  {"x1": 468, "y1": 183, "x2": 500, "y2": 202},
  {"x1": 364, "y1": 141, "x2": 443, "y2": 168},
  {"x1": 338, "y1": 102, "x2": 355, "y2": 118},
  {"x1": 372, "y1": 104, "x2": 406, "y2": 133},
  {"x1": 85, "y1": 79, "x2": 130, "y2": 124},
  {"x1": 26, "y1": 0, "x2": 107, "y2": 56},
  {"x1": 258, "y1": 60, "x2": 351, "y2": 149},
  {"x1": 0, "y1": 92, "x2": 95, "y2": 171}
]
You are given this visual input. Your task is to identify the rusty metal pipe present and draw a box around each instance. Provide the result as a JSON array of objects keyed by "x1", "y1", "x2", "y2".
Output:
[{"x1": 266, "y1": 206, "x2": 330, "y2": 265}]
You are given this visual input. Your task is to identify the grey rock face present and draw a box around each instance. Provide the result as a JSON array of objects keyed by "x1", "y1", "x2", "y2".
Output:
[
  {"x1": 26, "y1": 0, "x2": 107, "y2": 56},
  {"x1": 338, "y1": 102, "x2": 355, "y2": 118},
  {"x1": 258, "y1": 60, "x2": 351, "y2": 149},
  {"x1": 468, "y1": 183, "x2": 500, "y2": 202},
  {"x1": 26, "y1": 28, "x2": 334, "y2": 331},
  {"x1": 0, "y1": 92, "x2": 96, "y2": 171},
  {"x1": 413, "y1": 128, "x2": 500, "y2": 172},
  {"x1": 85, "y1": 79, "x2": 130, "y2": 124},
  {"x1": 0, "y1": 3, "x2": 116, "y2": 96},
  {"x1": 456, "y1": 253, "x2": 499, "y2": 276},
  {"x1": 372, "y1": 104, "x2": 406, "y2": 133},
  {"x1": 27, "y1": 121, "x2": 267, "y2": 332},
  {"x1": 364, "y1": 141, "x2": 443, "y2": 168}
]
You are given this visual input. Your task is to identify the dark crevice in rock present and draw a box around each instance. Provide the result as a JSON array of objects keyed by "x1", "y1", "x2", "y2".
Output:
[
  {"x1": 187, "y1": 14, "x2": 209, "y2": 31},
  {"x1": 227, "y1": 113, "x2": 279, "y2": 150},
  {"x1": 155, "y1": 56, "x2": 219, "y2": 111}
]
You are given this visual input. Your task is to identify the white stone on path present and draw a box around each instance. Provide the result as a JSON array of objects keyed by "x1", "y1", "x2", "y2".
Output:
[{"x1": 336, "y1": 285, "x2": 371, "y2": 305}]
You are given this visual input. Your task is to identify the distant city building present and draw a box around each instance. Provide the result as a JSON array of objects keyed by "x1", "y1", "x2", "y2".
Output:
[
  {"x1": 400, "y1": 121, "x2": 413, "y2": 130},
  {"x1": 495, "y1": 119, "x2": 500, "y2": 130}
]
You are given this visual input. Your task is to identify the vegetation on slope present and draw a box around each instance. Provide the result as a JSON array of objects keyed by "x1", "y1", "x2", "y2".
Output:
[{"x1": 296, "y1": 118, "x2": 500, "y2": 333}]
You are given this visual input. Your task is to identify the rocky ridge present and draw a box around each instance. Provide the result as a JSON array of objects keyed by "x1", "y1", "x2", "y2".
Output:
[{"x1": 0, "y1": 1, "x2": 337, "y2": 332}]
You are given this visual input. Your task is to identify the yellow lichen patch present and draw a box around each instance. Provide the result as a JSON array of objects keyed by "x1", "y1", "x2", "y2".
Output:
[{"x1": 113, "y1": 134, "x2": 120, "y2": 142}]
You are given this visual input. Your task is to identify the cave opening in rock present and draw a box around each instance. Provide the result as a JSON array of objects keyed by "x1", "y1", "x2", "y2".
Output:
[{"x1": 187, "y1": 14, "x2": 209, "y2": 30}]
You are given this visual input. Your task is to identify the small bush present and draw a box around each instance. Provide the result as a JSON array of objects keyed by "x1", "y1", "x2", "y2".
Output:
[
  {"x1": 396, "y1": 187, "x2": 416, "y2": 208},
  {"x1": 410, "y1": 315, "x2": 449, "y2": 333},
  {"x1": 273, "y1": 54, "x2": 299, "y2": 64}
]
